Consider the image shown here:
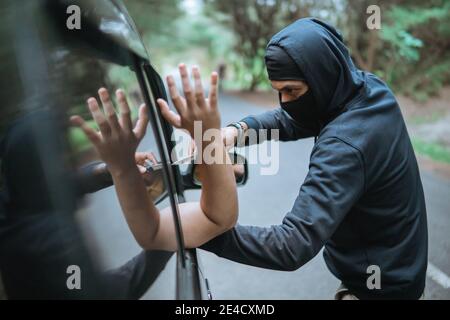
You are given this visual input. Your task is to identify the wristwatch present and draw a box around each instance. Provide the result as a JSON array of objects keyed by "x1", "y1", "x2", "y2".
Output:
[{"x1": 227, "y1": 122, "x2": 246, "y2": 147}]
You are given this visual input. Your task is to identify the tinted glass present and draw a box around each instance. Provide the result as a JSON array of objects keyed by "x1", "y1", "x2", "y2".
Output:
[{"x1": 0, "y1": 0, "x2": 171, "y2": 299}]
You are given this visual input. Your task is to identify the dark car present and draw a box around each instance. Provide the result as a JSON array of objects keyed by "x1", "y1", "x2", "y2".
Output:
[{"x1": 0, "y1": 0, "x2": 247, "y2": 299}]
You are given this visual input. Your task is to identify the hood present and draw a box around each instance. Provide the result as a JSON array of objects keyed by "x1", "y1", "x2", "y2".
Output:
[{"x1": 267, "y1": 18, "x2": 365, "y2": 118}]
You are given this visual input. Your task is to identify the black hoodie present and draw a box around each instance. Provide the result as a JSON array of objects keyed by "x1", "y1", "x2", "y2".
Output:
[{"x1": 201, "y1": 18, "x2": 428, "y2": 299}]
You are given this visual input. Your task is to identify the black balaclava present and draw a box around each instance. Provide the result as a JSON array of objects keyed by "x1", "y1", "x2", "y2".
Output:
[{"x1": 265, "y1": 45, "x2": 320, "y2": 134}]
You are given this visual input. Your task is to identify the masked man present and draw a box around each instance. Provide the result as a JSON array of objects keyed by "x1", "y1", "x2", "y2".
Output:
[{"x1": 202, "y1": 18, "x2": 428, "y2": 300}]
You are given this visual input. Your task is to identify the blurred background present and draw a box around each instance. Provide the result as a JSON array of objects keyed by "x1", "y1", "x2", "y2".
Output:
[
  {"x1": 62, "y1": 0, "x2": 450, "y2": 167},
  {"x1": 123, "y1": 0, "x2": 450, "y2": 162}
]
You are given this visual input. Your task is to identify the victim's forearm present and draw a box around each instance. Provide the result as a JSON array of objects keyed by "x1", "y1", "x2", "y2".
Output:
[
  {"x1": 111, "y1": 166, "x2": 160, "y2": 248},
  {"x1": 198, "y1": 141, "x2": 238, "y2": 228}
]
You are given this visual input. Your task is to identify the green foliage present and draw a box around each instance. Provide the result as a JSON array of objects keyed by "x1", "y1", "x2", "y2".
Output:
[
  {"x1": 377, "y1": 1, "x2": 450, "y2": 100},
  {"x1": 68, "y1": 120, "x2": 96, "y2": 153},
  {"x1": 381, "y1": 29, "x2": 423, "y2": 62},
  {"x1": 203, "y1": 0, "x2": 320, "y2": 90},
  {"x1": 125, "y1": 0, "x2": 184, "y2": 67},
  {"x1": 412, "y1": 138, "x2": 450, "y2": 164},
  {"x1": 108, "y1": 65, "x2": 137, "y2": 92},
  {"x1": 126, "y1": 0, "x2": 236, "y2": 77},
  {"x1": 410, "y1": 111, "x2": 445, "y2": 125},
  {"x1": 380, "y1": 3, "x2": 446, "y2": 63},
  {"x1": 122, "y1": 0, "x2": 449, "y2": 99}
]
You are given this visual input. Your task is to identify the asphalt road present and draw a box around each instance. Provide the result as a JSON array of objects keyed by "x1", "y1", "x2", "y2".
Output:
[{"x1": 77, "y1": 93, "x2": 450, "y2": 300}]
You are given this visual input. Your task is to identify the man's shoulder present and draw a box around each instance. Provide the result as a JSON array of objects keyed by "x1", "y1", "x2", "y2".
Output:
[{"x1": 319, "y1": 99, "x2": 405, "y2": 154}]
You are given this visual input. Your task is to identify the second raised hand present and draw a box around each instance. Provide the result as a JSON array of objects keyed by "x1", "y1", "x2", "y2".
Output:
[
  {"x1": 157, "y1": 64, "x2": 221, "y2": 139},
  {"x1": 70, "y1": 88, "x2": 148, "y2": 174}
]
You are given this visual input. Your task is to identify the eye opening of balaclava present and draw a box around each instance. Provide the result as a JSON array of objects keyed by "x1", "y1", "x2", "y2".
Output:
[{"x1": 265, "y1": 44, "x2": 320, "y2": 133}]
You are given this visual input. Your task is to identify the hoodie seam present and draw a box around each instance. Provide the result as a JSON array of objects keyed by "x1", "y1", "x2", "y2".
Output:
[
  {"x1": 315, "y1": 136, "x2": 371, "y2": 282},
  {"x1": 326, "y1": 137, "x2": 371, "y2": 275}
]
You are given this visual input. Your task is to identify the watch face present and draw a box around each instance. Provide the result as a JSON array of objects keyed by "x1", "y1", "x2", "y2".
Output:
[{"x1": 236, "y1": 126, "x2": 245, "y2": 147}]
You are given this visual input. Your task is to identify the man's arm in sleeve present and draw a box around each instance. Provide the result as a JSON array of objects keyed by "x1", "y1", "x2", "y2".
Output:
[
  {"x1": 200, "y1": 137, "x2": 365, "y2": 271},
  {"x1": 240, "y1": 108, "x2": 317, "y2": 143}
]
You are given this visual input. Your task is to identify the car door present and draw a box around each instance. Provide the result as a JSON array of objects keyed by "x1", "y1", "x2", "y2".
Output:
[{"x1": 0, "y1": 0, "x2": 205, "y2": 299}]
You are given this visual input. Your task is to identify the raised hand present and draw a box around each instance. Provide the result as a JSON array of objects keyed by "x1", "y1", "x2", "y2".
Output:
[
  {"x1": 157, "y1": 64, "x2": 221, "y2": 139},
  {"x1": 70, "y1": 88, "x2": 148, "y2": 174}
]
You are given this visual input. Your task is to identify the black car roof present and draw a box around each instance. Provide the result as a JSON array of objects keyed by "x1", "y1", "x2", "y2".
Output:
[
  {"x1": 0, "y1": 0, "x2": 151, "y2": 134},
  {"x1": 48, "y1": 0, "x2": 149, "y2": 64}
]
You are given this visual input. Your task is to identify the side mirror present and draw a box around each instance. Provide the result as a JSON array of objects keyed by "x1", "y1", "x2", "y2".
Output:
[
  {"x1": 140, "y1": 167, "x2": 169, "y2": 205},
  {"x1": 76, "y1": 161, "x2": 168, "y2": 205},
  {"x1": 183, "y1": 153, "x2": 249, "y2": 189}
]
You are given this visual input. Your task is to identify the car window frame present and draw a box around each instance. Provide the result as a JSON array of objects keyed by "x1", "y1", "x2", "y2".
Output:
[
  {"x1": 138, "y1": 61, "x2": 207, "y2": 300},
  {"x1": 2, "y1": 0, "x2": 207, "y2": 300}
]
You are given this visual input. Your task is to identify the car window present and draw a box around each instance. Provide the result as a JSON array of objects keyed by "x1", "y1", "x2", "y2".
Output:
[
  {"x1": 60, "y1": 56, "x2": 171, "y2": 268},
  {"x1": 0, "y1": 0, "x2": 195, "y2": 299},
  {"x1": 0, "y1": 26, "x2": 169, "y2": 299}
]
